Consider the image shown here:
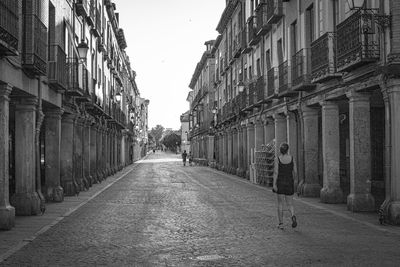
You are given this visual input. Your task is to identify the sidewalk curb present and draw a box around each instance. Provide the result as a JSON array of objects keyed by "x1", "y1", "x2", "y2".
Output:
[
  {"x1": 205, "y1": 166, "x2": 400, "y2": 237},
  {"x1": 0, "y1": 160, "x2": 145, "y2": 263}
]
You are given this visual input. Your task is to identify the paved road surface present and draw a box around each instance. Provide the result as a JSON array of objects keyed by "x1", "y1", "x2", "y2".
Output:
[{"x1": 1, "y1": 152, "x2": 400, "y2": 266}]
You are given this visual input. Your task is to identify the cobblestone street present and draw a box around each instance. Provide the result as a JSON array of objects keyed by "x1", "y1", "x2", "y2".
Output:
[{"x1": 1, "y1": 152, "x2": 400, "y2": 266}]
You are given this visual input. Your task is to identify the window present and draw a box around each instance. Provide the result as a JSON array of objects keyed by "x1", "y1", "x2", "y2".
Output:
[
  {"x1": 277, "y1": 39, "x2": 283, "y2": 64},
  {"x1": 306, "y1": 4, "x2": 315, "y2": 46},
  {"x1": 291, "y1": 20, "x2": 298, "y2": 55},
  {"x1": 256, "y1": 58, "x2": 261, "y2": 77},
  {"x1": 265, "y1": 49, "x2": 271, "y2": 70}
]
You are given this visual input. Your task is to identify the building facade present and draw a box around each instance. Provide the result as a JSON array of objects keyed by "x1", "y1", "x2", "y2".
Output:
[
  {"x1": 187, "y1": 0, "x2": 400, "y2": 225},
  {"x1": 0, "y1": 0, "x2": 149, "y2": 230},
  {"x1": 180, "y1": 111, "x2": 191, "y2": 153}
]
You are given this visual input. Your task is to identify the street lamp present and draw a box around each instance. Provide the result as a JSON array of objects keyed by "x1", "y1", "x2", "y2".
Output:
[
  {"x1": 237, "y1": 81, "x2": 245, "y2": 93},
  {"x1": 77, "y1": 40, "x2": 89, "y2": 61},
  {"x1": 115, "y1": 91, "x2": 122, "y2": 102}
]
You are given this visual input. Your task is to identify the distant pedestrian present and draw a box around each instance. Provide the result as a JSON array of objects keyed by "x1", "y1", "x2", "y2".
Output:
[
  {"x1": 182, "y1": 150, "x2": 188, "y2": 166},
  {"x1": 273, "y1": 142, "x2": 297, "y2": 230}
]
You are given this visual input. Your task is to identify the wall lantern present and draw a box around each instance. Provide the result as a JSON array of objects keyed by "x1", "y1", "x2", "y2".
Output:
[
  {"x1": 77, "y1": 40, "x2": 89, "y2": 61},
  {"x1": 115, "y1": 91, "x2": 122, "y2": 102},
  {"x1": 237, "y1": 81, "x2": 245, "y2": 93}
]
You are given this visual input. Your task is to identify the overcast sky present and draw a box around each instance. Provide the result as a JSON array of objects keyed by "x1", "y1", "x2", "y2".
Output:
[{"x1": 116, "y1": 0, "x2": 225, "y2": 130}]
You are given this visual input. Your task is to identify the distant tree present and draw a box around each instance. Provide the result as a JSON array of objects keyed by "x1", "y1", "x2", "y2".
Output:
[
  {"x1": 161, "y1": 133, "x2": 181, "y2": 152},
  {"x1": 149, "y1": 125, "x2": 164, "y2": 146}
]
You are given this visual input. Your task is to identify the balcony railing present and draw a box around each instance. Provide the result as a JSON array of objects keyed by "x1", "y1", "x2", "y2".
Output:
[
  {"x1": 267, "y1": 0, "x2": 283, "y2": 24},
  {"x1": 278, "y1": 60, "x2": 296, "y2": 97},
  {"x1": 91, "y1": 7, "x2": 101, "y2": 37},
  {"x1": 22, "y1": 14, "x2": 47, "y2": 76},
  {"x1": 292, "y1": 48, "x2": 315, "y2": 91},
  {"x1": 247, "y1": 16, "x2": 259, "y2": 46},
  {"x1": 267, "y1": 68, "x2": 278, "y2": 97},
  {"x1": 233, "y1": 34, "x2": 241, "y2": 58},
  {"x1": 336, "y1": 9, "x2": 380, "y2": 72},
  {"x1": 0, "y1": 0, "x2": 19, "y2": 56},
  {"x1": 311, "y1": 32, "x2": 342, "y2": 83},
  {"x1": 76, "y1": 0, "x2": 89, "y2": 18},
  {"x1": 248, "y1": 80, "x2": 256, "y2": 106},
  {"x1": 241, "y1": 28, "x2": 251, "y2": 54},
  {"x1": 255, "y1": 76, "x2": 267, "y2": 103},
  {"x1": 239, "y1": 90, "x2": 247, "y2": 111},
  {"x1": 86, "y1": 0, "x2": 95, "y2": 26},
  {"x1": 48, "y1": 45, "x2": 67, "y2": 91},
  {"x1": 256, "y1": 3, "x2": 271, "y2": 36},
  {"x1": 66, "y1": 58, "x2": 89, "y2": 96}
]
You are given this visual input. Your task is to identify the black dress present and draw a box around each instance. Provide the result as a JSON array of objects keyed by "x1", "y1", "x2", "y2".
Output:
[{"x1": 276, "y1": 156, "x2": 294, "y2": 196}]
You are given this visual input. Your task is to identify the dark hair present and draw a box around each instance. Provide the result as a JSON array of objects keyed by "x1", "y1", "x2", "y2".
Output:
[{"x1": 280, "y1": 142, "x2": 289, "y2": 155}]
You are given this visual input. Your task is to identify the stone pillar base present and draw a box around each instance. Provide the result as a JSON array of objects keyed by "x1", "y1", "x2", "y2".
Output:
[
  {"x1": 301, "y1": 183, "x2": 322, "y2": 198},
  {"x1": 347, "y1": 193, "x2": 375, "y2": 212},
  {"x1": 62, "y1": 181, "x2": 78, "y2": 196},
  {"x1": 388, "y1": 201, "x2": 400, "y2": 225},
  {"x1": 45, "y1": 186, "x2": 64, "y2": 202},
  {"x1": 0, "y1": 206, "x2": 15, "y2": 230},
  {"x1": 236, "y1": 168, "x2": 245, "y2": 177},
  {"x1": 320, "y1": 186, "x2": 344, "y2": 204},
  {"x1": 11, "y1": 192, "x2": 40, "y2": 216}
]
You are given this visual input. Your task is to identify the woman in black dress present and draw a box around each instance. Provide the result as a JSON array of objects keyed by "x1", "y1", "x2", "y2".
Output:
[{"x1": 273, "y1": 142, "x2": 297, "y2": 229}]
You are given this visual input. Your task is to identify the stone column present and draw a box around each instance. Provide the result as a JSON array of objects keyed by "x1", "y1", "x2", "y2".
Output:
[
  {"x1": 0, "y1": 84, "x2": 15, "y2": 229},
  {"x1": 74, "y1": 117, "x2": 85, "y2": 191},
  {"x1": 96, "y1": 125, "x2": 103, "y2": 181},
  {"x1": 386, "y1": 81, "x2": 400, "y2": 224},
  {"x1": 320, "y1": 101, "x2": 343, "y2": 203},
  {"x1": 246, "y1": 123, "x2": 255, "y2": 179},
  {"x1": 207, "y1": 135, "x2": 215, "y2": 163},
  {"x1": 236, "y1": 127, "x2": 243, "y2": 176},
  {"x1": 301, "y1": 107, "x2": 321, "y2": 197},
  {"x1": 255, "y1": 120, "x2": 264, "y2": 150},
  {"x1": 218, "y1": 133, "x2": 223, "y2": 169},
  {"x1": 121, "y1": 132, "x2": 126, "y2": 167},
  {"x1": 44, "y1": 108, "x2": 64, "y2": 202},
  {"x1": 90, "y1": 123, "x2": 98, "y2": 183},
  {"x1": 83, "y1": 119, "x2": 92, "y2": 187},
  {"x1": 286, "y1": 111, "x2": 299, "y2": 189},
  {"x1": 227, "y1": 130, "x2": 233, "y2": 173},
  {"x1": 346, "y1": 91, "x2": 375, "y2": 211},
  {"x1": 242, "y1": 124, "x2": 248, "y2": 176},
  {"x1": 61, "y1": 114, "x2": 77, "y2": 195},
  {"x1": 12, "y1": 98, "x2": 40, "y2": 215},
  {"x1": 222, "y1": 132, "x2": 227, "y2": 171},
  {"x1": 103, "y1": 126, "x2": 108, "y2": 177},
  {"x1": 232, "y1": 129, "x2": 238, "y2": 173},
  {"x1": 274, "y1": 113, "x2": 287, "y2": 158},
  {"x1": 264, "y1": 117, "x2": 275, "y2": 145}
]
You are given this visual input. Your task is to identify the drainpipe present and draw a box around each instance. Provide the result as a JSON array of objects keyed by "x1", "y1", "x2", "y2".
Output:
[{"x1": 36, "y1": 77, "x2": 46, "y2": 213}]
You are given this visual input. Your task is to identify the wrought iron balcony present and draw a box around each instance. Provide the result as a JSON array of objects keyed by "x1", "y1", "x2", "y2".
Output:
[
  {"x1": 48, "y1": 45, "x2": 67, "y2": 92},
  {"x1": 66, "y1": 58, "x2": 89, "y2": 97},
  {"x1": 256, "y1": 3, "x2": 272, "y2": 36},
  {"x1": 248, "y1": 80, "x2": 256, "y2": 107},
  {"x1": 22, "y1": 14, "x2": 47, "y2": 76},
  {"x1": 0, "y1": 0, "x2": 19, "y2": 56},
  {"x1": 117, "y1": 29, "x2": 127, "y2": 50},
  {"x1": 233, "y1": 34, "x2": 241, "y2": 58},
  {"x1": 311, "y1": 32, "x2": 342, "y2": 83},
  {"x1": 247, "y1": 16, "x2": 259, "y2": 46},
  {"x1": 86, "y1": 0, "x2": 95, "y2": 26},
  {"x1": 91, "y1": 7, "x2": 101, "y2": 38},
  {"x1": 239, "y1": 90, "x2": 247, "y2": 111},
  {"x1": 267, "y1": 0, "x2": 283, "y2": 24},
  {"x1": 278, "y1": 60, "x2": 296, "y2": 97},
  {"x1": 98, "y1": 33, "x2": 107, "y2": 52},
  {"x1": 255, "y1": 76, "x2": 267, "y2": 103},
  {"x1": 292, "y1": 48, "x2": 315, "y2": 91},
  {"x1": 336, "y1": 9, "x2": 380, "y2": 72},
  {"x1": 267, "y1": 67, "x2": 278, "y2": 98},
  {"x1": 241, "y1": 28, "x2": 251, "y2": 54},
  {"x1": 75, "y1": 0, "x2": 89, "y2": 18}
]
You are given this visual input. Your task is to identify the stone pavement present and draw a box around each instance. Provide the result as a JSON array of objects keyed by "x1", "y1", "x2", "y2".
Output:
[
  {"x1": 0, "y1": 161, "x2": 141, "y2": 262},
  {"x1": 1, "y1": 151, "x2": 400, "y2": 266}
]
